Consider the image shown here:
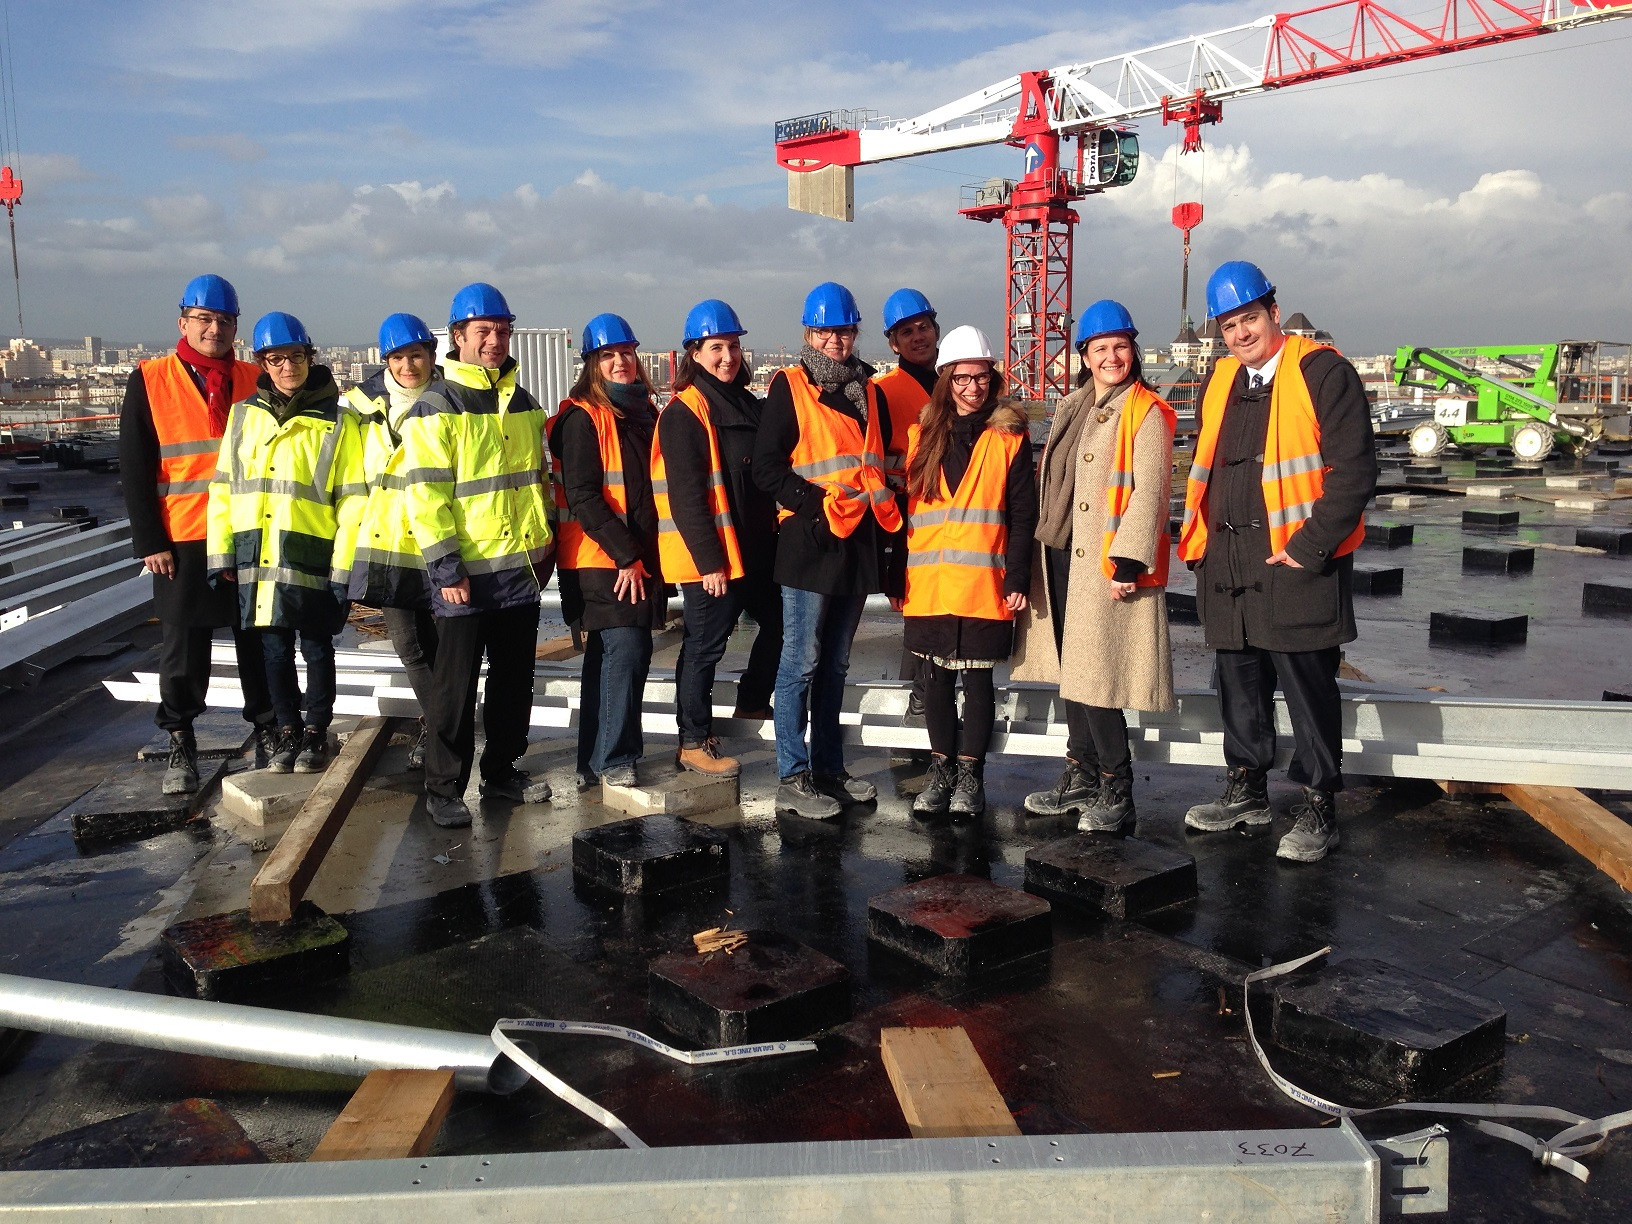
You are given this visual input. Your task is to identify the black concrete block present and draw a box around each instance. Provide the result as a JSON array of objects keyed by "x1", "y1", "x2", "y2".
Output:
[
  {"x1": 1582, "y1": 579, "x2": 1632, "y2": 615},
  {"x1": 160, "y1": 901, "x2": 349, "y2": 1001},
  {"x1": 14, "y1": 454, "x2": 41, "y2": 466},
  {"x1": 1272, "y1": 957, "x2": 1506, "y2": 1095},
  {"x1": 1603, "y1": 690, "x2": 1632, "y2": 702},
  {"x1": 68, "y1": 515, "x2": 99, "y2": 530},
  {"x1": 1576, "y1": 527, "x2": 1632, "y2": 556},
  {"x1": 0, "y1": 494, "x2": 25, "y2": 510},
  {"x1": 137, "y1": 709, "x2": 255, "y2": 761},
  {"x1": 6, "y1": 478, "x2": 39, "y2": 492},
  {"x1": 1165, "y1": 589, "x2": 1198, "y2": 623},
  {"x1": 1365, "y1": 522, "x2": 1414, "y2": 548},
  {"x1": 1461, "y1": 508, "x2": 1519, "y2": 530},
  {"x1": 1582, "y1": 457, "x2": 1620, "y2": 472},
  {"x1": 1024, "y1": 834, "x2": 1197, "y2": 919},
  {"x1": 1168, "y1": 516, "x2": 1181, "y2": 537},
  {"x1": 1374, "y1": 455, "x2": 1410, "y2": 469},
  {"x1": 4, "y1": 1099, "x2": 267, "y2": 1171},
  {"x1": 1404, "y1": 472, "x2": 1448, "y2": 486},
  {"x1": 1405, "y1": 463, "x2": 1441, "y2": 475},
  {"x1": 1430, "y1": 609, "x2": 1528, "y2": 644},
  {"x1": 648, "y1": 930, "x2": 850, "y2": 1046},
  {"x1": 1462, "y1": 544, "x2": 1533, "y2": 573},
  {"x1": 1352, "y1": 564, "x2": 1404, "y2": 596},
  {"x1": 572, "y1": 814, "x2": 728, "y2": 896},
  {"x1": 53, "y1": 504, "x2": 89, "y2": 519},
  {"x1": 867, "y1": 873, "x2": 1051, "y2": 976},
  {"x1": 67, "y1": 760, "x2": 225, "y2": 844}
]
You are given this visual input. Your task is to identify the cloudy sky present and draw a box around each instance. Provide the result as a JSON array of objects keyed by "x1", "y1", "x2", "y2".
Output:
[{"x1": 7, "y1": 0, "x2": 1631, "y2": 355}]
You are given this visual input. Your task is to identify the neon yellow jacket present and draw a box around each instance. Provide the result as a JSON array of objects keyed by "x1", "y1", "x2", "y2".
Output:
[
  {"x1": 344, "y1": 371, "x2": 432, "y2": 610},
  {"x1": 399, "y1": 356, "x2": 553, "y2": 616},
  {"x1": 206, "y1": 367, "x2": 367, "y2": 632}
]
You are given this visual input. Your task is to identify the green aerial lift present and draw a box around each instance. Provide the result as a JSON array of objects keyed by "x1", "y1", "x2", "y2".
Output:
[{"x1": 1391, "y1": 342, "x2": 1628, "y2": 460}]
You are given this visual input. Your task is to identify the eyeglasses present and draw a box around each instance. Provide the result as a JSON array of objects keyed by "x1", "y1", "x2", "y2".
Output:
[
  {"x1": 183, "y1": 311, "x2": 236, "y2": 330},
  {"x1": 949, "y1": 372, "x2": 992, "y2": 387},
  {"x1": 811, "y1": 326, "x2": 858, "y2": 339},
  {"x1": 262, "y1": 352, "x2": 309, "y2": 368}
]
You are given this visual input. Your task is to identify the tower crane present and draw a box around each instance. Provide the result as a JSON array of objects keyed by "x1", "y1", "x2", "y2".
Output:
[{"x1": 774, "y1": 1, "x2": 1632, "y2": 405}]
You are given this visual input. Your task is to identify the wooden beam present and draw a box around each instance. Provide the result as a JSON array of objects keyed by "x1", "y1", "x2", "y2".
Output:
[
  {"x1": 1500, "y1": 784, "x2": 1632, "y2": 894},
  {"x1": 1437, "y1": 780, "x2": 1502, "y2": 797},
  {"x1": 308, "y1": 1069, "x2": 455, "y2": 1162},
  {"x1": 879, "y1": 1026, "x2": 1021, "y2": 1139},
  {"x1": 250, "y1": 716, "x2": 394, "y2": 923}
]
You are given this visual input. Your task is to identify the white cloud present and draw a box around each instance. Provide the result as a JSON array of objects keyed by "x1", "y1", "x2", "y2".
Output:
[{"x1": 170, "y1": 132, "x2": 266, "y2": 163}]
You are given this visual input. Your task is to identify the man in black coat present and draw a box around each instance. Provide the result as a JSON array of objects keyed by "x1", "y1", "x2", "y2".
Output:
[{"x1": 1178, "y1": 261, "x2": 1377, "y2": 863}]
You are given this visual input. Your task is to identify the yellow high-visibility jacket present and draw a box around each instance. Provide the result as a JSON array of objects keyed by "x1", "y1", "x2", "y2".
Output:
[
  {"x1": 344, "y1": 371, "x2": 433, "y2": 610},
  {"x1": 206, "y1": 367, "x2": 367, "y2": 632},
  {"x1": 399, "y1": 356, "x2": 553, "y2": 616}
]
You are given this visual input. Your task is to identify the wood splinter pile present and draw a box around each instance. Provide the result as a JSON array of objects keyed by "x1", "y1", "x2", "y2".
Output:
[{"x1": 693, "y1": 927, "x2": 749, "y2": 956}]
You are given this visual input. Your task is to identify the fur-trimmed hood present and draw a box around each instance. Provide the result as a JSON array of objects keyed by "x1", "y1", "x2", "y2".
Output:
[{"x1": 986, "y1": 398, "x2": 1028, "y2": 435}]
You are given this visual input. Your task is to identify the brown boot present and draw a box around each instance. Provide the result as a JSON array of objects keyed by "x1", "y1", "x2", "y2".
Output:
[{"x1": 677, "y1": 737, "x2": 740, "y2": 777}]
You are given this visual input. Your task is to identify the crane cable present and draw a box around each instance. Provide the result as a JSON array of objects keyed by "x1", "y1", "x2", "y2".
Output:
[{"x1": 0, "y1": 0, "x2": 22, "y2": 340}]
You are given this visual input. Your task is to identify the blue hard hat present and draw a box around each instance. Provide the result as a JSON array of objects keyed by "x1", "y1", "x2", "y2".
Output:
[
  {"x1": 377, "y1": 312, "x2": 436, "y2": 359},
  {"x1": 251, "y1": 311, "x2": 311, "y2": 354},
  {"x1": 683, "y1": 299, "x2": 746, "y2": 346},
  {"x1": 448, "y1": 282, "x2": 515, "y2": 325},
  {"x1": 582, "y1": 312, "x2": 639, "y2": 355},
  {"x1": 179, "y1": 274, "x2": 239, "y2": 316},
  {"x1": 801, "y1": 281, "x2": 862, "y2": 328},
  {"x1": 1075, "y1": 299, "x2": 1138, "y2": 348},
  {"x1": 882, "y1": 287, "x2": 935, "y2": 334},
  {"x1": 1205, "y1": 260, "x2": 1276, "y2": 319}
]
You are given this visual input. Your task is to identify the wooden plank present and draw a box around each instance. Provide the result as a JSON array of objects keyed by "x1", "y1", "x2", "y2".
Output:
[
  {"x1": 308, "y1": 1069, "x2": 455, "y2": 1162},
  {"x1": 879, "y1": 1026, "x2": 1021, "y2": 1139},
  {"x1": 1438, "y1": 780, "x2": 1502, "y2": 797},
  {"x1": 535, "y1": 631, "x2": 581, "y2": 662},
  {"x1": 1501, "y1": 784, "x2": 1632, "y2": 894},
  {"x1": 249, "y1": 716, "x2": 395, "y2": 922}
]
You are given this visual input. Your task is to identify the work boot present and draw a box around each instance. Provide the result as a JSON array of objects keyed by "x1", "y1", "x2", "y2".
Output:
[
  {"x1": 777, "y1": 771, "x2": 842, "y2": 819},
  {"x1": 1184, "y1": 767, "x2": 1272, "y2": 833},
  {"x1": 251, "y1": 723, "x2": 277, "y2": 770},
  {"x1": 406, "y1": 719, "x2": 428, "y2": 771},
  {"x1": 815, "y1": 771, "x2": 877, "y2": 805},
  {"x1": 1024, "y1": 759, "x2": 1097, "y2": 816},
  {"x1": 575, "y1": 769, "x2": 600, "y2": 793},
  {"x1": 1079, "y1": 769, "x2": 1135, "y2": 833},
  {"x1": 912, "y1": 755, "x2": 956, "y2": 816},
  {"x1": 678, "y1": 738, "x2": 740, "y2": 777},
  {"x1": 1277, "y1": 789, "x2": 1340, "y2": 862},
  {"x1": 948, "y1": 758, "x2": 986, "y2": 818},
  {"x1": 162, "y1": 730, "x2": 199, "y2": 796},
  {"x1": 480, "y1": 765, "x2": 552, "y2": 803},
  {"x1": 601, "y1": 761, "x2": 639, "y2": 787},
  {"x1": 426, "y1": 792, "x2": 473, "y2": 829},
  {"x1": 265, "y1": 726, "x2": 301, "y2": 774},
  {"x1": 293, "y1": 727, "x2": 330, "y2": 774}
]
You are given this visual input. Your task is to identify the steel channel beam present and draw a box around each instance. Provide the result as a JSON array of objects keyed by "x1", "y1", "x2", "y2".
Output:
[
  {"x1": 0, "y1": 521, "x2": 131, "y2": 579},
  {"x1": 0, "y1": 557, "x2": 145, "y2": 616},
  {"x1": 0, "y1": 574, "x2": 153, "y2": 691},
  {"x1": 0, "y1": 541, "x2": 131, "y2": 604},
  {"x1": 0, "y1": 1124, "x2": 1386, "y2": 1223}
]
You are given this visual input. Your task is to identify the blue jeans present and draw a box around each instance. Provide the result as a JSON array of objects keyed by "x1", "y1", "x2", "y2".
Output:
[
  {"x1": 578, "y1": 626, "x2": 652, "y2": 778},
  {"x1": 773, "y1": 588, "x2": 865, "y2": 779},
  {"x1": 259, "y1": 628, "x2": 336, "y2": 731}
]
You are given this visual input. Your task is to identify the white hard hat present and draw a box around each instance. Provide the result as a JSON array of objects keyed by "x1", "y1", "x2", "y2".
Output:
[{"x1": 935, "y1": 324, "x2": 997, "y2": 371}]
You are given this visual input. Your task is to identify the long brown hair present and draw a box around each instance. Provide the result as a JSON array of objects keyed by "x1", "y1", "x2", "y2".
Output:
[
  {"x1": 569, "y1": 349, "x2": 655, "y2": 416},
  {"x1": 906, "y1": 365, "x2": 1008, "y2": 502}
]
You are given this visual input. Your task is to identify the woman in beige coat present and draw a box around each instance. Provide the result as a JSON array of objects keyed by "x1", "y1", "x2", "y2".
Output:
[{"x1": 1012, "y1": 299, "x2": 1175, "y2": 831}]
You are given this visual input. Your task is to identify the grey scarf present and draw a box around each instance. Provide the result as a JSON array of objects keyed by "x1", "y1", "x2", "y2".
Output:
[
  {"x1": 1036, "y1": 382, "x2": 1126, "y2": 549},
  {"x1": 800, "y1": 344, "x2": 869, "y2": 420}
]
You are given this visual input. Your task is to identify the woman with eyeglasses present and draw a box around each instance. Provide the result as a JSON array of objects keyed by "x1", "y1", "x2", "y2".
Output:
[
  {"x1": 207, "y1": 312, "x2": 365, "y2": 774},
  {"x1": 1013, "y1": 300, "x2": 1176, "y2": 832},
  {"x1": 548, "y1": 313, "x2": 665, "y2": 791},
  {"x1": 752, "y1": 281, "x2": 905, "y2": 820},
  {"x1": 898, "y1": 326, "x2": 1036, "y2": 819}
]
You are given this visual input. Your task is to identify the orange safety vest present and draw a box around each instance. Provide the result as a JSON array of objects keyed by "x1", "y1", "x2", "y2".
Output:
[
  {"x1": 1101, "y1": 383, "x2": 1177, "y2": 587},
  {"x1": 873, "y1": 365, "x2": 932, "y2": 486},
  {"x1": 549, "y1": 398, "x2": 625, "y2": 570},
  {"x1": 1178, "y1": 334, "x2": 1365, "y2": 562},
  {"x1": 652, "y1": 385, "x2": 745, "y2": 584},
  {"x1": 901, "y1": 421, "x2": 1022, "y2": 622},
  {"x1": 141, "y1": 352, "x2": 259, "y2": 543},
  {"x1": 781, "y1": 365, "x2": 902, "y2": 538}
]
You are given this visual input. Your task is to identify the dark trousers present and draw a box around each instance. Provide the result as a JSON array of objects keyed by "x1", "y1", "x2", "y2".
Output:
[
  {"x1": 674, "y1": 575, "x2": 783, "y2": 742},
  {"x1": 578, "y1": 625, "x2": 653, "y2": 777},
  {"x1": 922, "y1": 662, "x2": 995, "y2": 761},
  {"x1": 1215, "y1": 645, "x2": 1344, "y2": 793},
  {"x1": 1045, "y1": 542, "x2": 1131, "y2": 777},
  {"x1": 383, "y1": 606, "x2": 438, "y2": 715},
  {"x1": 155, "y1": 621, "x2": 272, "y2": 733},
  {"x1": 260, "y1": 628, "x2": 337, "y2": 731},
  {"x1": 424, "y1": 603, "x2": 540, "y2": 799}
]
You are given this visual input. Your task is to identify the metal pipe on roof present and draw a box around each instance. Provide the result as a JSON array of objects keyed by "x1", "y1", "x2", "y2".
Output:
[{"x1": 0, "y1": 973, "x2": 530, "y2": 1095}]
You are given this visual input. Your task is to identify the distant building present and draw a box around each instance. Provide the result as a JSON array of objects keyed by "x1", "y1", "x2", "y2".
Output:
[
  {"x1": 1, "y1": 339, "x2": 53, "y2": 380},
  {"x1": 1281, "y1": 312, "x2": 1335, "y2": 345}
]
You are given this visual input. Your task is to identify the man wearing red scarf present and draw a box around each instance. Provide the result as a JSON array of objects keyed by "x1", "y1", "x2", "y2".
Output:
[{"x1": 119, "y1": 274, "x2": 273, "y2": 795}]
